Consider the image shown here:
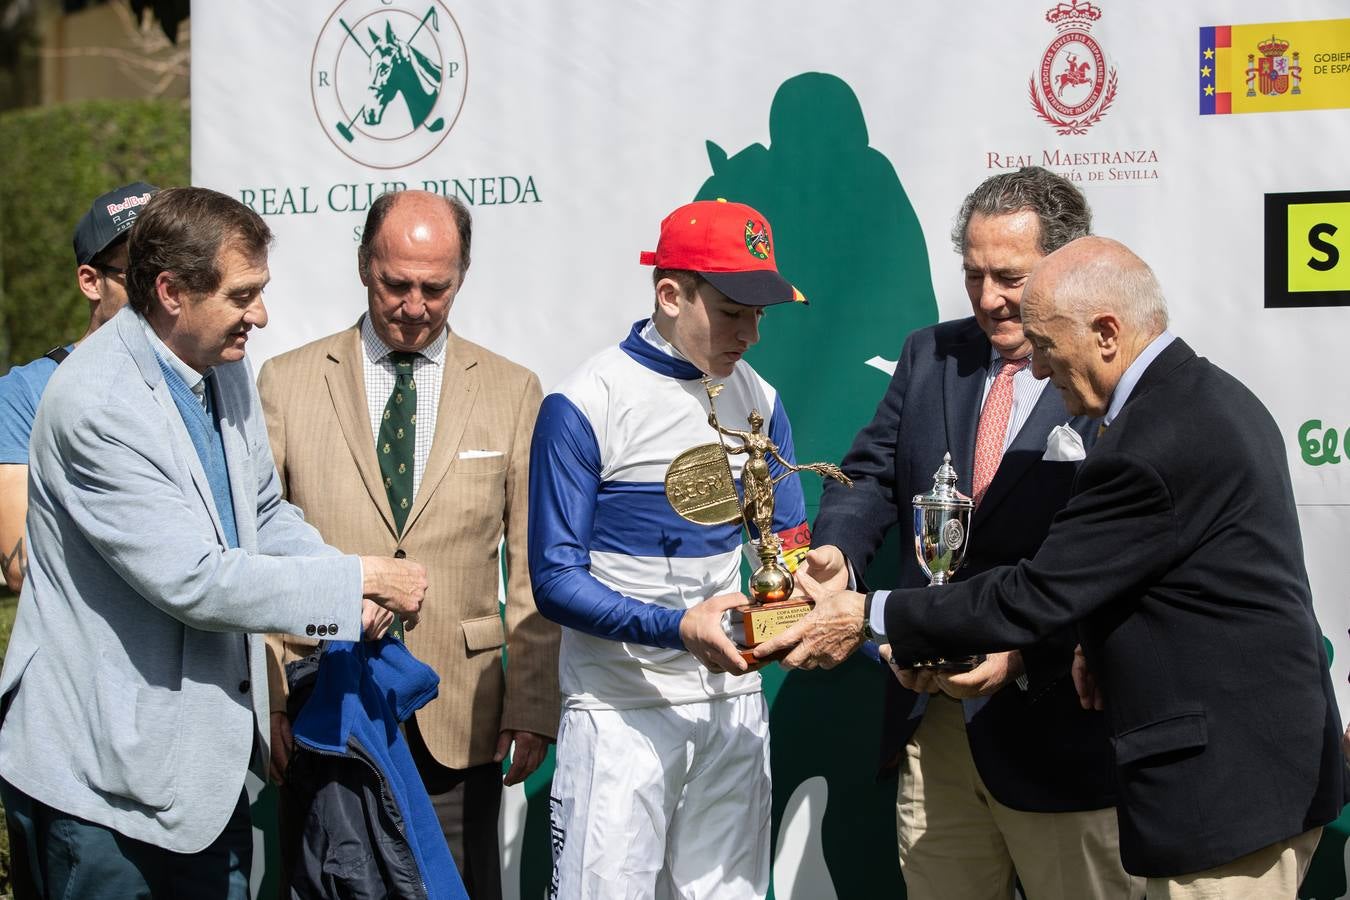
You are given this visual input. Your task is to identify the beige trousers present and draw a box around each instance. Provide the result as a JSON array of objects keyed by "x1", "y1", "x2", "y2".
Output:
[
  {"x1": 897, "y1": 693, "x2": 1144, "y2": 900},
  {"x1": 1146, "y1": 827, "x2": 1322, "y2": 899}
]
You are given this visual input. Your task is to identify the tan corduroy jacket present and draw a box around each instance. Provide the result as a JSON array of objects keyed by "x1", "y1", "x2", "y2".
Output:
[{"x1": 257, "y1": 322, "x2": 560, "y2": 768}]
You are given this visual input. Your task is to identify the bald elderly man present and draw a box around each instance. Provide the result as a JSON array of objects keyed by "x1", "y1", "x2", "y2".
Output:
[
  {"x1": 260, "y1": 190, "x2": 559, "y2": 898},
  {"x1": 767, "y1": 236, "x2": 1344, "y2": 898}
]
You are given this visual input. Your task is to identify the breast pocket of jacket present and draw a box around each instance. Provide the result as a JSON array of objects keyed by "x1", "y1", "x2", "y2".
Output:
[
  {"x1": 452, "y1": 449, "x2": 508, "y2": 475},
  {"x1": 448, "y1": 451, "x2": 509, "y2": 530},
  {"x1": 76, "y1": 662, "x2": 184, "y2": 810}
]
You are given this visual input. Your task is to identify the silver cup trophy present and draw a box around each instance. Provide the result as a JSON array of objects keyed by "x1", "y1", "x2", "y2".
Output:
[{"x1": 909, "y1": 452, "x2": 983, "y2": 671}]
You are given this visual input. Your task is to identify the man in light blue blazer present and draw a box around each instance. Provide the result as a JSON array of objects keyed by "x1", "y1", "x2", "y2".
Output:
[{"x1": 0, "y1": 187, "x2": 427, "y2": 898}]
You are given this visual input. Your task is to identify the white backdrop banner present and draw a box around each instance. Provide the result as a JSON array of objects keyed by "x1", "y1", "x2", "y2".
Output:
[{"x1": 193, "y1": 3, "x2": 1350, "y2": 896}]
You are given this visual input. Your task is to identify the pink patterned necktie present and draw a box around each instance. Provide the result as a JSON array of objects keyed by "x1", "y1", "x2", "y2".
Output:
[{"x1": 971, "y1": 356, "x2": 1029, "y2": 507}]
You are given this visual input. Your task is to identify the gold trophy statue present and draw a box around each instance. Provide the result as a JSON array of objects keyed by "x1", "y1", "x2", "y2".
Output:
[{"x1": 665, "y1": 377, "x2": 852, "y2": 665}]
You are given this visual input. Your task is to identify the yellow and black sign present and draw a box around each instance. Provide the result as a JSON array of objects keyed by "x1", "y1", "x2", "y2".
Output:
[{"x1": 1265, "y1": 190, "x2": 1350, "y2": 307}]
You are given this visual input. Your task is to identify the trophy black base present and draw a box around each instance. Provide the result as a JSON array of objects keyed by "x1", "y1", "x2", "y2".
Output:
[
  {"x1": 907, "y1": 654, "x2": 986, "y2": 673},
  {"x1": 724, "y1": 598, "x2": 813, "y2": 670}
]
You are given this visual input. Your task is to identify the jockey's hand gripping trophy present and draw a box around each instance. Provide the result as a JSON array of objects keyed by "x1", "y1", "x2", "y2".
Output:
[{"x1": 664, "y1": 377, "x2": 852, "y2": 666}]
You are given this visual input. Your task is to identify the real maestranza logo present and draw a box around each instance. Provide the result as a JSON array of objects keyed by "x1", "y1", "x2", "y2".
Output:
[
  {"x1": 311, "y1": 0, "x2": 468, "y2": 169},
  {"x1": 1028, "y1": 0, "x2": 1119, "y2": 135},
  {"x1": 985, "y1": 0, "x2": 1155, "y2": 184}
]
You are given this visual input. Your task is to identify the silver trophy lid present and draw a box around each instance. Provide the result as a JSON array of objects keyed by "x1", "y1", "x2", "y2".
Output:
[{"x1": 912, "y1": 452, "x2": 974, "y2": 510}]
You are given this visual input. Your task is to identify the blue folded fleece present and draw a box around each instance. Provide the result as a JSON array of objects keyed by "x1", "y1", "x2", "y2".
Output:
[{"x1": 293, "y1": 636, "x2": 468, "y2": 900}]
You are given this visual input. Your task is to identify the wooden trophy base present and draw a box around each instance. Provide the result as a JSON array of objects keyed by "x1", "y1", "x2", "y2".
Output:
[{"x1": 727, "y1": 598, "x2": 814, "y2": 668}]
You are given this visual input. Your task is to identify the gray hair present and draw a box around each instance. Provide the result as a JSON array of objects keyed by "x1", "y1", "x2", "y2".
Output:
[
  {"x1": 952, "y1": 166, "x2": 1091, "y2": 256},
  {"x1": 1050, "y1": 238, "x2": 1169, "y2": 335}
]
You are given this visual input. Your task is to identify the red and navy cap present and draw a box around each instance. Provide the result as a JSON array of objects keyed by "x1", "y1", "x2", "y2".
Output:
[{"x1": 639, "y1": 199, "x2": 807, "y2": 307}]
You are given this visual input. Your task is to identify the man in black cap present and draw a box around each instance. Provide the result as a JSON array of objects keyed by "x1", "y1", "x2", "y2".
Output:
[{"x1": 0, "y1": 182, "x2": 157, "y2": 593}]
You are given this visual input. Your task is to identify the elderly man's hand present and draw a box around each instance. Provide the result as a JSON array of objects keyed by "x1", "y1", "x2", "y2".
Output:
[
  {"x1": 934, "y1": 651, "x2": 1023, "y2": 699},
  {"x1": 1072, "y1": 643, "x2": 1104, "y2": 710},
  {"x1": 753, "y1": 568, "x2": 866, "y2": 669},
  {"x1": 360, "y1": 555, "x2": 427, "y2": 628},
  {"x1": 878, "y1": 645, "x2": 941, "y2": 692},
  {"x1": 882, "y1": 647, "x2": 1022, "y2": 698},
  {"x1": 879, "y1": 645, "x2": 940, "y2": 692},
  {"x1": 360, "y1": 598, "x2": 396, "y2": 640}
]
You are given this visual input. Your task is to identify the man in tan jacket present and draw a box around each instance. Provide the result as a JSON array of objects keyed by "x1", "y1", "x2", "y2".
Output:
[{"x1": 259, "y1": 190, "x2": 560, "y2": 898}]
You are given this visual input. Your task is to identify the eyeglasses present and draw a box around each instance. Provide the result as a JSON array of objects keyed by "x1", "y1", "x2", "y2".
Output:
[{"x1": 98, "y1": 265, "x2": 126, "y2": 279}]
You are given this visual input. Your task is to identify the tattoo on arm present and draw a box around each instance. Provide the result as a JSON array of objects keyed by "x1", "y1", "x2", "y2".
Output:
[{"x1": 1, "y1": 536, "x2": 25, "y2": 578}]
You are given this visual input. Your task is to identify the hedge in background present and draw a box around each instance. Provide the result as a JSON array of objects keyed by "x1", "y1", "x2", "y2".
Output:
[{"x1": 0, "y1": 98, "x2": 188, "y2": 371}]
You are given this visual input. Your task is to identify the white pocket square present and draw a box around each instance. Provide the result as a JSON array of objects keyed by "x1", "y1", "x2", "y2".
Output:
[
  {"x1": 1043, "y1": 424, "x2": 1086, "y2": 462},
  {"x1": 458, "y1": 450, "x2": 503, "y2": 459}
]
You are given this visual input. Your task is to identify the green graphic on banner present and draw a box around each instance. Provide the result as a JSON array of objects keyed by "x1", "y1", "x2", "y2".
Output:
[
  {"x1": 696, "y1": 71, "x2": 938, "y2": 492},
  {"x1": 696, "y1": 71, "x2": 939, "y2": 898}
]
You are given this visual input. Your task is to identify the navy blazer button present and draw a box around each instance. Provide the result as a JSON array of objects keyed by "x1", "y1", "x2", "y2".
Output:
[
  {"x1": 305, "y1": 624, "x2": 317, "y2": 636},
  {"x1": 238, "y1": 680, "x2": 250, "y2": 694},
  {"x1": 317, "y1": 625, "x2": 329, "y2": 637}
]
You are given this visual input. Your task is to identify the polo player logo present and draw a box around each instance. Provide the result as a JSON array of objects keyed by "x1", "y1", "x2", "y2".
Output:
[
  {"x1": 364, "y1": 17, "x2": 444, "y2": 131},
  {"x1": 745, "y1": 220, "x2": 771, "y2": 259},
  {"x1": 312, "y1": 0, "x2": 467, "y2": 169}
]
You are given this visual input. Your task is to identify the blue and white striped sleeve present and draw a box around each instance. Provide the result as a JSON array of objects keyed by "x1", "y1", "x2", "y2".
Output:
[{"x1": 527, "y1": 392, "x2": 685, "y2": 649}]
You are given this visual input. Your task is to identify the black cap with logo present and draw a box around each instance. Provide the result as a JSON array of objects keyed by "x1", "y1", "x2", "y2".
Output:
[{"x1": 72, "y1": 182, "x2": 158, "y2": 266}]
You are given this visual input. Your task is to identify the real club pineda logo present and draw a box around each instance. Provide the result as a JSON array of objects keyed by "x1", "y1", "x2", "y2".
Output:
[
  {"x1": 311, "y1": 0, "x2": 467, "y2": 169},
  {"x1": 1028, "y1": 0, "x2": 1119, "y2": 135}
]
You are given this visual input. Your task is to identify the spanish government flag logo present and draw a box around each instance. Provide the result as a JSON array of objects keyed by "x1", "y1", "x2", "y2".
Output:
[{"x1": 1200, "y1": 19, "x2": 1350, "y2": 115}]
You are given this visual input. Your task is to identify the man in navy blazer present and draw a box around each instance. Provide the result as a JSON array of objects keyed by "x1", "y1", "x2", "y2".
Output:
[
  {"x1": 767, "y1": 236, "x2": 1344, "y2": 896},
  {"x1": 810, "y1": 168, "x2": 1139, "y2": 898},
  {"x1": 0, "y1": 188, "x2": 427, "y2": 899}
]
